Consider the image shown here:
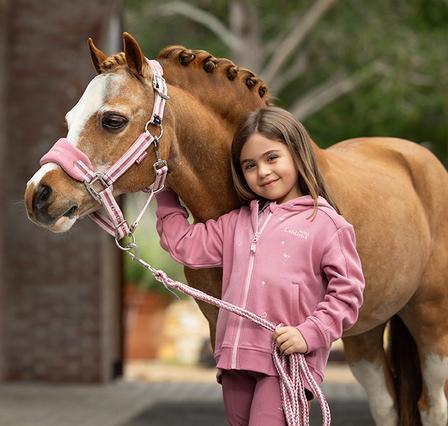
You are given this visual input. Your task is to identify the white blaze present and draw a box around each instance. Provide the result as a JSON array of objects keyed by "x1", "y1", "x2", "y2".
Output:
[
  {"x1": 66, "y1": 73, "x2": 109, "y2": 145},
  {"x1": 27, "y1": 163, "x2": 59, "y2": 188},
  {"x1": 27, "y1": 73, "x2": 121, "y2": 189}
]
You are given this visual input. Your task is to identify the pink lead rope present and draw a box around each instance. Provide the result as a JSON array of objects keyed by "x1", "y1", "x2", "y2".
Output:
[
  {"x1": 125, "y1": 252, "x2": 332, "y2": 426},
  {"x1": 38, "y1": 58, "x2": 331, "y2": 425}
]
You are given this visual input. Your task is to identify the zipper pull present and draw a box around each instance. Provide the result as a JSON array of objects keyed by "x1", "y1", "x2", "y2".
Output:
[{"x1": 250, "y1": 233, "x2": 259, "y2": 254}]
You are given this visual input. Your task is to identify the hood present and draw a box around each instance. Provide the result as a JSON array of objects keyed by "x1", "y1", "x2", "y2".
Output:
[{"x1": 250, "y1": 195, "x2": 336, "y2": 215}]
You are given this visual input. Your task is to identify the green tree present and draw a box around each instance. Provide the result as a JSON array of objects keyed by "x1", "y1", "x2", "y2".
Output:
[{"x1": 125, "y1": 0, "x2": 447, "y2": 164}]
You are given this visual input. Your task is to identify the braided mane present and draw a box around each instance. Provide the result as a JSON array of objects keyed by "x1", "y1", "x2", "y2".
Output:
[
  {"x1": 97, "y1": 46, "x2": 272, "y2": 125},
  {"x1": 157, "y1": 46, "x2": 272, "y2": 124},
  {"x1": 158, "y1": 46, "x2": 270, "y2": 100}
]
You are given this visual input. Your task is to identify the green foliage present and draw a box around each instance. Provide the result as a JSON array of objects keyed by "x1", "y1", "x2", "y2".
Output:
[
  {"x1": 295, "y1": 0, "x2": 448, "y2": 158},
  {"x1": 123, "y1": 194, "x2": 187, "y2": 299},
  {"x1": 125, "y1": 0, "x2": 447, "y2": 165}
]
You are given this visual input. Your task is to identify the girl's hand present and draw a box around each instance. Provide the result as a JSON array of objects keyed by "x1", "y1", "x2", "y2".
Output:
[{"x1": 273, "y1": 326, "x2": 308, "y2": 355}]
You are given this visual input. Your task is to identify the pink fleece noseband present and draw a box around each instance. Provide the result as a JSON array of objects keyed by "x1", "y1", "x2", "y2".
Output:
[{"x1": 40, "y1": 137, "x2": 94, "y2": 182}]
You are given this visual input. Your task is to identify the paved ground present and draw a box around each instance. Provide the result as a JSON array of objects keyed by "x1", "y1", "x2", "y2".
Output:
[
  {"x1": 123, "y1": 399, "x2": 375, "y2": 426},
  {"x1": 0, "y1": 364, "x2": 374, "y2": 425}
]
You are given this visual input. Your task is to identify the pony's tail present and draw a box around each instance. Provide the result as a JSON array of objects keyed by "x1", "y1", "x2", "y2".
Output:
[{"x1": 388, "y1": 315, "x2": 422, "y2": 426}]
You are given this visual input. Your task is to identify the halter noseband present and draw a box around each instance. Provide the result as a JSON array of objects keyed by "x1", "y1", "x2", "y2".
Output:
[{"x1": 39, "y1": 59, "x2": 169, "y2": 243}]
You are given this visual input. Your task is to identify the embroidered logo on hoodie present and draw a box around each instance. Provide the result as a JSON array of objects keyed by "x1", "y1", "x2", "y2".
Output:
[{"x1": 284, "y1": 226, "x2": 309, "y2": 240}]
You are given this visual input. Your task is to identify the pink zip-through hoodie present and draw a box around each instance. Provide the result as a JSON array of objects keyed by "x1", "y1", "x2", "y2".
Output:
[{"x1": 156, "y1": 189, "x2": 365, "y2": 386}]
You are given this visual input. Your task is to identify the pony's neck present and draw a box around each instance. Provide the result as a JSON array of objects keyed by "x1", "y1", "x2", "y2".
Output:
[
  {"x1": 310, "y1": 139, "x2": 328, "y2": 174},
  {"x1": 163, "y1": 90, "x2": 327, "y2": 222},
  {"x1": 165, "y1": 87, "x2": 240, "y2": 221},
  {"x1": 155, "y1": 48, "x2": 272, "y2": 221},
  {"x1": 158, "y1": 52, "x2": 270, "y2": 129},
  {"x1": 157, "y1": 61, "x2": 325, "y2": 220}
]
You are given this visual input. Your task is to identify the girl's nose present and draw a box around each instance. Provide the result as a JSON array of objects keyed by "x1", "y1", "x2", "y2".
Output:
[{"x1": 258, "y1": 164, "x2": 271, "y2": 178}]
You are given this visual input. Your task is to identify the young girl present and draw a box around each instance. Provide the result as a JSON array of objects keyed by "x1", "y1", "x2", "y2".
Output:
[{"x1": 155, "y1": 106, "x2": 365, "y2": 425}]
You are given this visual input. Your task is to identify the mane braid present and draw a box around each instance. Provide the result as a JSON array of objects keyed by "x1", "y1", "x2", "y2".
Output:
[
  {"x1": 158, "y1": 46, "x2": 271, "y2": 101},
  {"x1": 99, "y1": 52, "x2": 127, "y2": 72}
]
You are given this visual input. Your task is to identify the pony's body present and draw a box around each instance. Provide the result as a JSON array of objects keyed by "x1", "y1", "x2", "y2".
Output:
[
  {"x1": 25, "y1": 34, "x2": 448, "y2": 425},
  {"x1": 324, "y1": 137, "x2": 435, "y2": 330}
]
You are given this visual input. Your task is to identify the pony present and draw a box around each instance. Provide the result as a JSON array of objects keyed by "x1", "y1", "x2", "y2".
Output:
[{"x1": 24, "y1": 33, "x2": 448, "y2": 425}]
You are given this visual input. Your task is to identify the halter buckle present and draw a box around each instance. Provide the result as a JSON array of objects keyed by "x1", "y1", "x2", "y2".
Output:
[
  {"x1": 84, "y1": 173, "x2": 111, "y2": 203},
  {"x1": 153, "y1": 160, "x2": 168, "y2": 171},
  {"x1": 152, "y1": 74, "x2": 170, "y2": 100}
]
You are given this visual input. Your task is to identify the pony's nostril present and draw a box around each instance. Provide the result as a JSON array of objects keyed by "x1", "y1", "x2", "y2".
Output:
[
  {"x1": 63, "y1": 205, "x2": 78, "y2": 218},
  {"x1": 39, "y1": 185, "x2": 51, "y2": 202},
  {"x1": 34, "y1": 184, "x2": 52, "y2": 207},
  {"x1": 32, "y1": 184, "x2": 54, "y2": 225}
]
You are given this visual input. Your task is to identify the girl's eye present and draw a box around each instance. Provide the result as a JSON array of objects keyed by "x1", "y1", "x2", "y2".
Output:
[
  {"x1": 267, "y1": 155, "x2": 278, "y2": 161},
  {"x1": 244, "y1": 163, "x2": 255, "y2": 171},
  {"x1": 102, "y1": 114, "x2": 128, "y2": 130}
]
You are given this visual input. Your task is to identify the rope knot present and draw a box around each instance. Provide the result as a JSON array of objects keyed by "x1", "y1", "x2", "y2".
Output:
[{"x1": 154, "y1": 270, "x2": 165, "y2": 281}]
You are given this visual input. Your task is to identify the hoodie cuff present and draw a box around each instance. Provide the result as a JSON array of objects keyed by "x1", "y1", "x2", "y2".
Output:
[
  {"x1": 296, "y1": 318, "x2": 329, "y2": 353},
  {"x1": 155, "y1": 189, "x2": 188, "y2": 218}
]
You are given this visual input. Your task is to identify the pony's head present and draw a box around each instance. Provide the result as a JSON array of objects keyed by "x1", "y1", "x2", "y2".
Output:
[
  {"x1": 24, "y1": 33, "x2": 167, "y2": 233},
  {"x1": 25, "y1": 33, "x2": 272, "y2": 234}
]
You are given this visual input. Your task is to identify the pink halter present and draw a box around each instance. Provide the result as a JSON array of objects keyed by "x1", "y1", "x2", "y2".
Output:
[{"x1": 40, "y1": 59, "x2": 169, "y2": 241}]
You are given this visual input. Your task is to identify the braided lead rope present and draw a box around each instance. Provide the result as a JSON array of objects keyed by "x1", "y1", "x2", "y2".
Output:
[
  {"x1": 126, "y1": 250, "x2": 331, "y2": 426},
  {"x1": 273, "y1": 343, "x2": 309, "y2": 424}
]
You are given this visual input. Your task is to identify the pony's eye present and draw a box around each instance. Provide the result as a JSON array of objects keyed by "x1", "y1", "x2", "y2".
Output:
[{"x1": 102, "y1": 114, "x2": 128, "y2": 130}]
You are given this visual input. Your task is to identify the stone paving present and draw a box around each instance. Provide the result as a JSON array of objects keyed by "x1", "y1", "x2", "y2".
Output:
[
  {"x1": 0, "y1": 381, "x2": 222, "y2": 426},
  {"x1": 123, "y1": 399, "x2": 375, "y2": 426},
  {"x1": 0, "y1": 364, "x2": 372, "y2": 426}
]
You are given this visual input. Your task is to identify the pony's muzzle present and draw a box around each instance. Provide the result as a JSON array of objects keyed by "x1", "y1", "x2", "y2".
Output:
[{"x1": 25, "y1": 181, "x2": 79, "y2": 228}]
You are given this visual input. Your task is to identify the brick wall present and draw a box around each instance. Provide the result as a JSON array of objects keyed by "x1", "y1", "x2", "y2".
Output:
[
  {"x1": 1, "y1": 0, "x2": 123, "y2": 383},
  {"x1": 0, "y1": 0, "x2": 8, "y2": 382}
]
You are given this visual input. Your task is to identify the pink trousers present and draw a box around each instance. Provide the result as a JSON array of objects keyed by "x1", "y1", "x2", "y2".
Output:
[{"x1": 221, "y1": 369, "x2": 286, "y2": 426}]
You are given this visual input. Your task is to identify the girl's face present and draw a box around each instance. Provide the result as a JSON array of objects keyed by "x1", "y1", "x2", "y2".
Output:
[{"x1": 240, "y1": 133, "x2": 301, "y2": 204}]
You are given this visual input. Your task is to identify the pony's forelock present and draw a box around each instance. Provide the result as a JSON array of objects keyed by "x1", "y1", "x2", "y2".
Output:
[{"x1": 98, "y1": 52, "x2": 127, "y2": 73}]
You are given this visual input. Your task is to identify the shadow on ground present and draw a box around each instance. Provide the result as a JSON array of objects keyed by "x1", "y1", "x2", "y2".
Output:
[{"x1": 122, "y1": 400, "x2": 374, "y2": 425}]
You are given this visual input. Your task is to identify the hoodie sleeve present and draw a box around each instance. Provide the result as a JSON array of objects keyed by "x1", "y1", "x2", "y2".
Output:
[
  {"x1": 156, "y1": 189, "x2": 232, "y2": 269},
  {"x1": 296, "y1": 225, "x2": 365, "y2": 353}
]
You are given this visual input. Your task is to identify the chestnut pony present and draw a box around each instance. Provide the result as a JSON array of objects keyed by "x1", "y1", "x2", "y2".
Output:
[{"x1": 25, "y1": 33, "x2": 448, "y2": 426}]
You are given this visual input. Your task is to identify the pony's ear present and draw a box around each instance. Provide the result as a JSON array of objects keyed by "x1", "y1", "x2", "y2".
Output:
[
  {"x1": 88, "y1": 38, "x2": 107, "y2": 74},
  {"x1": 123, "y1": 32, "x2": 147, "y2": 77}
]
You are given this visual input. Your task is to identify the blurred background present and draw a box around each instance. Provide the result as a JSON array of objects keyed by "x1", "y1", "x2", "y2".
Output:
[{"x1": 0, "y1": 0, "x2": 446, "y2": 425}]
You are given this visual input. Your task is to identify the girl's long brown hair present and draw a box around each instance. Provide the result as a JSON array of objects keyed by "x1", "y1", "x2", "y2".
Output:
[{"x1": 230, "y1": 106, "x2": 340, "y2": 219}]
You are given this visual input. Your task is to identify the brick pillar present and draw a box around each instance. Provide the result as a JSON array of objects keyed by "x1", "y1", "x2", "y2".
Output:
[
  {"x1": 1, "y1": 0, "x2": 123, "y2": 383},
  {"x1": 0, "y1": 0, "x2": 8, "y2": 382}
]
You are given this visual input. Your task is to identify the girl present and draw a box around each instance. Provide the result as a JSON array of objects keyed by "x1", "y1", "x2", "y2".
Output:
[{"x1": 155, "y1": 106, "x2": 365, "y2": 425}]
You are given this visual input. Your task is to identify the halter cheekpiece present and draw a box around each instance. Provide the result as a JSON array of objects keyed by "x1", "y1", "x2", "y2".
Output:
[{"x1": 39, "y1": 59, "x2": 169, "y2": 243}]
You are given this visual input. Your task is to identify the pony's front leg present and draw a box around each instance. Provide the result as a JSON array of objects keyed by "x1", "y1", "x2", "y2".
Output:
[
  {"x1": 343, "y1": 324, "x2": 399, "y2": 426},
  {"x1": 183, "y1": 267, "x2": 222, "y2": 349}
]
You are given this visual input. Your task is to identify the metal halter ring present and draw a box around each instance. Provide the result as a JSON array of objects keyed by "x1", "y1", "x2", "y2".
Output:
[
  {"x1": 144, "y1": 121, "x2": 164, "y2": 140},
  {"x1": 115, "y1": 233, "x2": 136, "y2": 251}
]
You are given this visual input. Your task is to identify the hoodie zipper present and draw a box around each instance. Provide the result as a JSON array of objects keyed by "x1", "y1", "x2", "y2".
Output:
[{"x1": 231, "y1": 210, "x2": 273, "y2": 369}]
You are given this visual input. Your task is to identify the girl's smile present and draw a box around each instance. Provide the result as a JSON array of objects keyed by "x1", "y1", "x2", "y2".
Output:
[{"x1": 240, "y1": 133, "x2": 302, "y2": 203}]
